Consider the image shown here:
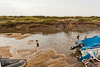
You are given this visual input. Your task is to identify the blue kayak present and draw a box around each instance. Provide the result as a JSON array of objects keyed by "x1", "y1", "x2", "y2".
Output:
[{"x1": 76, "y1": 35, "x2": 100, "y2": 50}]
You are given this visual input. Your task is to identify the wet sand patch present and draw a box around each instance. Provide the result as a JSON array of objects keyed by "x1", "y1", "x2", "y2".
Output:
[
  {"x1": 17, "y1": 49, "x2": 35, "y2": 55},
  {"x1": 0, "y1": 46, "x2": 83, "y2": 67},
  {"x1": 26, "y1": 50, "x2": 69, "y2": 67},
  {"x1": 0, "y1": 46, "x2": 12, "y2": 58},
  {"x1": 5, "y1": 33, "x2": 32, "y2": 40},
  {"x1": 10, "y1": 49, "x2": 36, "y2": 60},
  {"x1": 27, "y1": 40, "x2": 34, "y2": 45}
]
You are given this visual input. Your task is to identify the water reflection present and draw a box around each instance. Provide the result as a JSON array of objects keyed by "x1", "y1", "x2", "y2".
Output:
[{"x1": 0, "y1": 30, "x2": 60, "y2": 35}]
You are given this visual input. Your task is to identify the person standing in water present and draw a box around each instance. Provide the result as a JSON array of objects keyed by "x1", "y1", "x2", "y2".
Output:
[
  {"x1": 77, "y1": 34, "x2": 80, "y2": 41},
  {"x1": 35, "y1": 40, "x2": 41, "y2": 50}
]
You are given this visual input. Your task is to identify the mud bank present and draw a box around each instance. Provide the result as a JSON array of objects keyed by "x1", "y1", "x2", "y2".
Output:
[
  {"x1": 72, "y1": 22, "x2": 100, "y2": 31},
  {"x1": 0, "y1": 46, "x2": 83, "y2": 67},
  {"x1": 5, "y1": 33, "x2": 32, "y2": 40},
  {"x1": 0, "y1": 21, "x2": 100, "y2": 31},
  {"x1": 17, "y1": 49, "x2": 83, "y2": 67},
  {"x1": 26, "y1": 50, "x2": 69, "y2": 67}
]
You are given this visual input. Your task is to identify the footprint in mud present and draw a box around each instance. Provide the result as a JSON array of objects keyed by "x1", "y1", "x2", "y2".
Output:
[
  {"x1": 51, "y1": 55, "x2": 61, "y2": 59},
  {"x1": 27, "y1": 40, "x2": 34, "y2": 45},
  {"x1": 30, "y1": 50, "x2": 37, "y2": 54},
  {"x1": 40, "y1": 65, "x2": 47, "y2": 67}
]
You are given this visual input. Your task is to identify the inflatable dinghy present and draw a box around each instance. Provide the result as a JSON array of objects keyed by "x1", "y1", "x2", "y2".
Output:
[{"x1": 0, "y1": 58, "x2": 27, "y2": 67}]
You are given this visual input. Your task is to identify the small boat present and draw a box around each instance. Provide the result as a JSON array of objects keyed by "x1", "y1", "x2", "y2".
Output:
[
  {"x1": 76, "y1": 35, "x2": 100, "y2": 50},
  {"x1": 76, "y1": 49, "x2": 100, "y2": 67},
  {"x1": 77, "y1": 51, "x2": 98, "y2": 62},
  {"x1": 0, "y1": 58, "x2": 27, "y2": 67},
  {"x1": 71, "y1": 35, "x2": 100, "y2": 50}
]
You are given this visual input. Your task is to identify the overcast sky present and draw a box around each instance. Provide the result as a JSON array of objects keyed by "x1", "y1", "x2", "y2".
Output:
[{"x1": 0, "y1": 0, "x2": 100, "y2": 16}]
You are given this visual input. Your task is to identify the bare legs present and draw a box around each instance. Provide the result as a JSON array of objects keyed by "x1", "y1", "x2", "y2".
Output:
[{"x1": 35, "y1": 47, "x2": 41, "y2": 51}]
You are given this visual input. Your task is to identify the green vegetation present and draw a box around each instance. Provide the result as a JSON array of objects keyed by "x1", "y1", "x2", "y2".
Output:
[
  {"x1": 0, "y1": 16, "x2": 100, "y2": 26},
  {"x1": 43, "y1": 19, "x2": 58, "y2": 24},
  {"x1": 79, "y1": 19, "x2": 86, "y2": 22},
  {"x1": 5, "y1": 20, "x2": 13, "y2": 26},
  {"x1": 34, "y1": 24, "x2": 40, "y2": 27}
]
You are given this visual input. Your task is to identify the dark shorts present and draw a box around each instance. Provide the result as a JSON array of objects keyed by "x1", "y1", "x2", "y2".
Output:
[
  {"x1": 77, "y1": 36, "x2": 79, "y2": 39},
  {"x1": 37, "y1": 44, "x2": 39, "y2": 47}
]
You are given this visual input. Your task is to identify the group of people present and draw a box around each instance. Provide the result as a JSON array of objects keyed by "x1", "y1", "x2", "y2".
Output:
[{"x1": 77, "y1": 34, "x2": 87, "y2": 41}]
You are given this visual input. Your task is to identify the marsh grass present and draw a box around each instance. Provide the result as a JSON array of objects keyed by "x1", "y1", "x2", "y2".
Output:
[
  {"x1": 0, "y1": 16, "x2": 100, "y2": 26},
  {"x1": 43, "y1": 19, "x2": 58, "y2": 24}
]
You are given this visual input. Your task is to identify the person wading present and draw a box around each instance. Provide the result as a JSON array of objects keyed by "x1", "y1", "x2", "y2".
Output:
[
  {"x1": 77, "y1": 34, "x2": 80, "y2": 41},
  {"x1": 35, "y1": 40, "x2": 41, "y2": 51}
]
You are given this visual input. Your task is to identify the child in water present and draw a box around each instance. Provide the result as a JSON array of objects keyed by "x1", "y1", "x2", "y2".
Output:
[
  {"x1": 35, "y1": 40, "x2": 41, "y2": 50},
  {"x1": 84, "y1": 36, "x2": 87, "y2": 39},
  {"x1": 77, "y1": 34, "x2": 80, "y2": 41}
]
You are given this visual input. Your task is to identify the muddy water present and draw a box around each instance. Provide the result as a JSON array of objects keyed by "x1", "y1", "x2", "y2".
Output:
[
  {"x1": 0, "y1": 30, "x2": 100, "y2": 64},
  {"x1": 0, "y1": 31, "x2": 100, "y2": 54}
]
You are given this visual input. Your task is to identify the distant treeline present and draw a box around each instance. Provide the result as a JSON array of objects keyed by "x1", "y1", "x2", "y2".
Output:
[{"x1": 0, "y1": 16, "x2": 100, "y2": 19}]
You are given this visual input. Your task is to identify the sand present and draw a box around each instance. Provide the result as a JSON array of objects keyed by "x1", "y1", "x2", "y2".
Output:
[
  {"x1": 5, "y1": 33, "x2": 31, "y2": 40},
  {"x1": 0, "y1": 46, "x2": 92, "y2": 67},
  {"x1": 0, "y1": 46, "x2": 12, "y2": 58},
  {"x1": 27, "y1": 40, "x2": 34, "y2": 45},
  {"x1": 26, "y1": 50, "x2": 69, "y2": 67},
  {"x1": 0, "y1": 46, "x2": 84, "y2": 67}
]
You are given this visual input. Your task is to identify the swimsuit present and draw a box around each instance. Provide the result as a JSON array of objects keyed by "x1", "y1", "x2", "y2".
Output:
[
  {"x1": 36, "y1": 42, "x2": 39, "y2": 47},
  {"x1": 77, "y1": 36, "x2": 79, "y2": 39}
]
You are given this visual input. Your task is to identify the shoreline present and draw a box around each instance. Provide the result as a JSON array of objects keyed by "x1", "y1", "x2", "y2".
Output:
[
  {"x1": 0, "y1": 46, "x2": 83, "y2": 67},
  {"x1": 0, "y1": 21, "x2": 100, "y2": 31}
]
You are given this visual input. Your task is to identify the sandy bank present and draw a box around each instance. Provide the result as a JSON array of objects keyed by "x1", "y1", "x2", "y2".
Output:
[
  {"x1": 5, "y1": 33, "x2": 32, "y2": 40},
  {"x1": 0, "y1": 46, "x2": 12, "y2": 58},
  {"x1": 0, "y1": 46, "x2": 83, "y2": 67},
  {"x1": 0, "y1": 21, "x2": 100, "y2": 31},
  {"x1": 26, "y1": 50, "x2": 69, "y2": 67}
]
